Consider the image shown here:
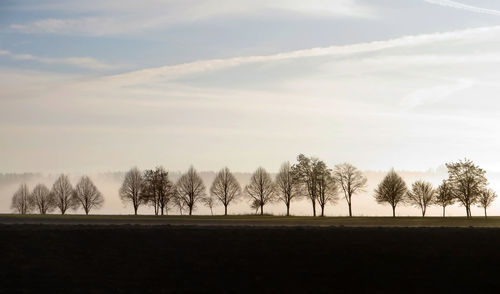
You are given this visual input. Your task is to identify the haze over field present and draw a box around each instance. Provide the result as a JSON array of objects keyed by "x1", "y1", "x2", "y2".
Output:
[{"x1": 1, "y1": 1, "x2": 500, "y2": 215}]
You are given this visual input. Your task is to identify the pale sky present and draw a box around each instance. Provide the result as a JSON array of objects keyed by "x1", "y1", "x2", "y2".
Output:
[{"x1": 1, "y1": 0, "x2": 500, "y2": 173}]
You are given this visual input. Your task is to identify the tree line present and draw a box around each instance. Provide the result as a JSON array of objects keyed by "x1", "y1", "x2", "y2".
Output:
[
  {"x1": 11, "y1": 175, "x2": 104, "y2": 215},
  {"x1": 11, "y1": 156, "x2": 497, "y2": 218}
]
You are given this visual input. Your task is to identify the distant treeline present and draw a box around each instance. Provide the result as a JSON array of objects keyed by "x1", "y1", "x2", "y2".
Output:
[{"x1": 10, "y1": 155, "x2": 497, "y2": 218}]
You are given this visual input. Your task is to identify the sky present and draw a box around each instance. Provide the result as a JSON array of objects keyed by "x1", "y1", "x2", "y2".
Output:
[{"x1": 2, "y1": 0, "x2": 500, "y2": 174}]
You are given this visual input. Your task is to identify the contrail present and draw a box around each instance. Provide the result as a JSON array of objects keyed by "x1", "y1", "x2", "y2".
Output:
[{"x1": 424, "y1": 0, "x2": 500, "y2": 16}]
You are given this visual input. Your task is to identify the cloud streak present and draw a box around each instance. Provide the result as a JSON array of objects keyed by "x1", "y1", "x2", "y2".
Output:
[
  {"x1": 424, "y1": 0, "x2": 500, "y2": 16},
  {"x1": 107, "y1": 25, "x2": 500, "y2": 85},
  {"x1": 3, "y1": 25, "x2": 500, "y2": 172},
  {"x1": 0, "y1": 50, "x2": 120, "y2": 70}
]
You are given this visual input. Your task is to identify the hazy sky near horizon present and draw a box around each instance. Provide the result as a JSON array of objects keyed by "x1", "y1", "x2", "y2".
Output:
[{"x1": 1, "y1": 0, "x2": 500, "y2": 173}]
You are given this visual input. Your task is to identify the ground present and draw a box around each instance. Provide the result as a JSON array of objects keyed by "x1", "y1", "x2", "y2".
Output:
[
  {"x1": 1, "y1": 215, "x2": 500, "y2": 293},
  {"x1": 2, "y1": 214, "x2": 500, "y2": 227}
]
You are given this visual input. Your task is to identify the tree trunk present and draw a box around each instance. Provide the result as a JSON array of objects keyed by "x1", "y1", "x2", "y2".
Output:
[
  {"x1": 286, "y1": 204, "x2": 290, "y2": 216},
  {"x1": 134, "y1": 206, "x2": 138, "y2": 216},
  {"x1": 85, "y1": 210, "x2": 89, "y2": 215},
  {"x1": 392, "y1": 206, "x2": 396, "y2": 217},
  {"x1": 348, "y1": 202, "x2": 352, "y2": 217},
  {"x1": 311, "y1": 199, "x2": 316, "y2": 217},
  {"x1": 485, "y1": 207, "x2": 487, "y2": 219},
  {"x1": 442, "y1": 206, "x2": 445, "y2": 218},
  {"x1": 224, "y1": 205, "x2": 227, "y2": 216},
  {"x1": 189, "y1": 206, "x2": 193, "y2": 216},
  {"x1": 260, "y1": 205, "x2": 264, "y2": 216},
  {"x1": 320, "y1": 206, "x2": 325, "y2": 217}
]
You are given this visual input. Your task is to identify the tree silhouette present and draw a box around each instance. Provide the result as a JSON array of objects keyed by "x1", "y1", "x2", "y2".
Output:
[
  {"x1": 245, "y1": 167, "x2": 275, "y2": 215},
  {"x1": 315, "y1": 161, "x2": 338, "y2": 217},
  {"x1": 210, "y1": 167, "x2": 241, "y2": 215},
  {"x1": 374, "y1": 169, "x2": 407, "y2": 217},
  {"x1": 142, "y1": 167, "x2": 176, "y2": 215},
  {"x1": 142, "y1": 169, "x2": 160, "y2": 215},
  {"x1": 333, "y1": 163, "x2": 367, "y2": 217},
  {"x1": 478, "y1": 189, "x2": 497, "y2": 218},
  {"x1": 435, "y1": 180, "x2": 455, "y2": 217},
  {"x1": 275, "y1": 162, "x2": 300, "y2": 216},
  {"x1": 11, "y1": 183, "x2": 32, "y2": 214},
  {"x1": 73, "y1": 176, "x2": 104, "y2": 215},
  {"x1": 292, "y1": 154, "x2": 323, "y2": 217},
  {"x1": 52, "y1": 174, "x2": 75, "y2": 215},
  {"x1": 31, "y1": 183, "x2": 54, "y2": 214},
  {"x1": 119, "y1": 167, "x2": 144, "y2": 215},
  {"x1": 407, "y1": 180, "x2": 435, "y2": 217},
  {"x1": 446, "y1": 159, "x2": 487, "y2": 218},
  {"x1": 201, "y1": 194, "x2": 216, "y2": 215},
  {"x1": 176, "y1": 166, "x2": 206, "y2": 215},
  {"x1": 250, "y1": 199, "x2": 260, "y2": 214},
  {"x1": 173, "y1": 193, "x2": 187, "y2": 215}
]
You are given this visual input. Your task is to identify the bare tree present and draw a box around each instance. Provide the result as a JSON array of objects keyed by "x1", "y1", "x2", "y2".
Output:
[
  {"x1": 250, "y1": 199, "x2": 260, "y2": 214},
  {"x1": 275, "y1": 162, "x2": 300, "y2": 216},
  {"x1": 31, "y1": 183, "x2": 54, "y2": 214},
  {"x1": 201, "y1": 195, "x2": 216, "y2": 215},
  {"x1": 292, "y1": 154, "x2": 323, "y2": 217},
  {"x1": 245, "y1": 167, "x2": 275, "y2": 215},
  {"x1": 435, "y1": 180, "x2": 455, "y2": 217},
  {"x1": 173, "y1": 192, "x2": 187, "y2": 215},
  {"x1": 73, "y1": 176, "x2": 104, "y2": 215},
  {"x1": 407, "y1": 180, "x2": 435, "y2": 217},
  {"x1": 142, "y1": 169, "x2": 160, "y2": 215},
  {"x1": 176, "y1": 166, "x2": 206, "y2": 215},
  {"x1": 11, "y1": 184, "x2": 32, "y2": 214},
  {"x1": 119, "y1": 167, "x2": 144, "y2": 215},
  {"x1": 333, "y1": 163, "x2": 367, "y2": 217},
  {"x1": 446, "y1": 159, "x2": 487, "y2": 218},
  {"x1": 158, "y1": 172, "x2": 176, "y2": 216},
  {"x1": 52, "y1": 174, "x2": 75, "y2": 215},
  {"x1": 316, "y1": 162, "x2": 339, "y2": 217},
  {"x1": 478, "y1": 189, "x2": 497, "y2": 218},
  {"x1": 142, "y1": 167, "x2": 176, "y2": 215},
  {"x1": 374, "y1": 169, "x2": 407, "y2": 217},
  {"x1": 210, "y1": 167, "x2": 241, "y2": 215}
]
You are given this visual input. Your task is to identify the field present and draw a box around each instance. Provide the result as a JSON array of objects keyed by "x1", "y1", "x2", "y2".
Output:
[
  {"x1": 1, "y1": 215, "x2": 500, "y2": 293},
  {"x1": 2, "y1": 214, "x2": 500, "y2": 227}
]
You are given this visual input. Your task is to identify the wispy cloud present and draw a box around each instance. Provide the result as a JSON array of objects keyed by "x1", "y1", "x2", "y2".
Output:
[
  {"x1": 9, "y1": 0, "x2": 375, "y2": 36},
  {"x1": 3, "y1": 25, "x2": 500, "y2": 172},
  {"x1": 106, "y1": 25, "x2": 500, "y2": 85},
  {"x1": 424, "y1": 0, "x2": 500, "y2": 16},
  {"x1": 0, "y1": 50, "x2": 120, "y2": 70}
]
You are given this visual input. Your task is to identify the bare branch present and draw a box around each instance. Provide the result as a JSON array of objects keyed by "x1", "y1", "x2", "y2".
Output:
[
  {"x1": 333, "y1": 163, "x2": 367, "y2": 217},
  {"x1": 244, "y1": 167, "x2": 275, "y2": 215},
  {"x1": 210, "y1": 167, "x2": 241, "y2": 215},
  {"x1": 73, "y1": 176, "x2": 104, "y2": 215},
  {"x1": 51, "y1": 174, "x2": 74, "y2": 215},
  {"x1": 119, "y1": 167, "x2": 144, "y2": 215},
  {"x1": 176, "y1": 166, "x2": 206, "y2": 216},
  {"x1": 373, "y1": 169, "x2": 407, "y2": 217}
]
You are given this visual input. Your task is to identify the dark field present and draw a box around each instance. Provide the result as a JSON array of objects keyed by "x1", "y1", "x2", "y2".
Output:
[
  {"x1": 1, "y1": 217, "x2": 500, "y2": 293},
  {"x1": 3, "y1": 214, "x2": 500, "y2": 227}
]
